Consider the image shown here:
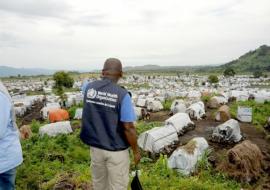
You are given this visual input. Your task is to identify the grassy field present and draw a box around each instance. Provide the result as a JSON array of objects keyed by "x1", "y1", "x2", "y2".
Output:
[
  {"x1": 230, "y1": 100, "x2": 270, "y2": 130},
  {"x1": 16, "y1": 120, "x2": 242, "y2": 190}
]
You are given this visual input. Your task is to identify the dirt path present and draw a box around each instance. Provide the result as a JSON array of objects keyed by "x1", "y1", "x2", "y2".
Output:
[{"x1": 19, "y1": 101, "x2": 44, "y2": 126}]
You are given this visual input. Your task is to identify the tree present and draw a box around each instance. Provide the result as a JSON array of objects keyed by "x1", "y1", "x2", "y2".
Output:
[
  {"x1": 253, "y1": 71, "x2": 263, "y2": 78},
  {"x1": 53, "y1": 71, "x2": 74, "y2": 88},
  {"x1": 208, "y1": 75, "x2": 219, "y2": 84},
  {"x1": 223, "y1": 68, "x2": 235, "y2": 77}
]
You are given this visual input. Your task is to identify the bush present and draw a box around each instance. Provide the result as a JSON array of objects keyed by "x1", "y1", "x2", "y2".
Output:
[
  {"x1": 208, "y1": 75, "x2": 219, "y2": 84},
  {"x1": 223, "y1": 68, "x2": 236, "y2": 77},
  {"x1": 253, "y1": 71, "x2": 263, "y2": 78},
  {"x1": 53, "y1": 71, "x2": 74, "y2": 88}
]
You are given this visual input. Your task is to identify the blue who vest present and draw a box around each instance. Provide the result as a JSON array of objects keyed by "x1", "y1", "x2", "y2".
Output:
[{"x1": 80, "y1": 78, "x2": 129, "y2": 151}]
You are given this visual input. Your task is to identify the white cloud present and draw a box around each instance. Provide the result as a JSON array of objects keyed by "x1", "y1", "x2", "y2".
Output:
[{"x1": 0, "y1": 0, "x2": 269, "y2": 70}]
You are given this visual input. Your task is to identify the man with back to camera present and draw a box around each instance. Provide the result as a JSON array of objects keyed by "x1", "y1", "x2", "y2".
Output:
[
  {"x1": 80, "y1": 58, "x2": 141, "y2": 190},
  {"x1": 0, "y1": 81, "x2": 23, "y2": 190}
]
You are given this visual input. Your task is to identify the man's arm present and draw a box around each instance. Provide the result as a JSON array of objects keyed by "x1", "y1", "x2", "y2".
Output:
[
  {"x1": 122, "y1": 122, "x2": 141, "y2": 165},
  {"x1": 120, "y1": 94, "x2": 141, "y2": 165},
  {"x1": 0, "y1": 93, "x2": 11, "y2": 139}
]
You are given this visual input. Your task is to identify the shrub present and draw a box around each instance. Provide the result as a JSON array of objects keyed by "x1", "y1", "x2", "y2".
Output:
[
  {"x1": 223, "y1": 68, "x2": 236, "y2": 77},
  {"x1": 53, "y1": 71, "x2": 74, "y2": 88},
  {"x1": 208, "y1": 75, "x2": 219, "y2": 84}
]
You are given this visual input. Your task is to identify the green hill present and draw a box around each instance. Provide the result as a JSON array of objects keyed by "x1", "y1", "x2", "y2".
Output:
[{"x1": 221, "y1": 45, "x2": 270, "y2": 72}]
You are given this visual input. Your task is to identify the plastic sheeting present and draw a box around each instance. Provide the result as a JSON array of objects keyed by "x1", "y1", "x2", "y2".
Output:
[
  {"x1": 41, "y1": 103, "x2": 61, "y2": 119},
  {"x1": 136, "y1": 98, "x2": 147, "y2": 107},
  {"x1": 186, "y1": 101, "x2": 205, "y2": 120},
  {"x1": 134, "y1": 107, "x2": 142, "y2": 120},
  {"x1": 212, "y1": 119, "x2": 242, "y2": 143},
  {"x1": 168, "y1": 137, "x2": 209, "y2": 175},
  {"x1": 237, "y1": 107, "x2": 252, "y2": 123},
  {"x1": 39, "y1": 121, "x2": 73, "y2": 137},
  {"x1": 137, "y1": 125, "x2": 178, "y2": 153},
  {"x1": 74, "y1": 108, "x2": 83, "y2": 120},
  {"x1": 165, "y1": 113, "x2": 195, "y2": 134},
  {"x1": 170, "y1": 100, "x2": 186, "y2": 115},
  {"x1": 147, "y1": 100, "x2": 163, "y2": 112}
]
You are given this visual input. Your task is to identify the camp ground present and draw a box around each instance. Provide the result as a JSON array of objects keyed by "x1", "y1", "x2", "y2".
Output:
[{"x1": 1, "y1": 71, "x2": 269, "y2": 190}]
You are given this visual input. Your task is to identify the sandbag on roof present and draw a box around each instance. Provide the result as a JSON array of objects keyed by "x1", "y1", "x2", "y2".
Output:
[
  {"x1": 49, "y1": 109, "x2": 69, "y2": 123},
  {"x1": 186, "y1": 101, "x2": 206, "y2": 120},
  {"x1": 39, "y1": 121, "x2": 73, "y2": 137},
  {"x1": 211, "y1": 119, "x2": 242, "y2": 143},
  {"x1": 74, "y1": 108, "x2": 83, "y2": 120},
  {"x1": 168, "y1": 137, "x2": 209, "y2": 175},
  {"x1": 217, "y1": 140, "x2": 264, "y2": 183},
  {"x1": 19, "y1": 125, "x2": 32, "y2": 140},
  {"x1": 165, "y1": 113, "x2": 195, "y2": 135},
  {"x1": 170, "y1": 99, "x2": 186, "y2": 115},
  {"x1": 147, "y1": 100, "x2": 163, "y2": 112},
  {"x1": 208, "y1": 96, "x2": 228, "y2": 109},
  {"x1": 137, "y1": 125, "x2": 178, "y2": 153},
  {"x1": 215, "y1": 105, "x2": 231, "y2": 122}
]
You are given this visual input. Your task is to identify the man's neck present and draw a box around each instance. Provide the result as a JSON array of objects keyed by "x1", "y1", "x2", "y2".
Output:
[{"x1": 102, "y1": 76, "x2": 118, "y2": 84}]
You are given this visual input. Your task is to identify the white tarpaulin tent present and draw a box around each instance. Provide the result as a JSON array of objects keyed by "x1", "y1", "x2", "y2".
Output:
[
  {"x1": 41, "y1": 103, "x2": 61, "y2": 119},
  {"x1": 137, "y1": 125, "x2": 178, "y2": 153},
  {"x1": 74, "y1": 108, "x2": 83, "y2": 120},
  {"x1": 212, "y1": 119, "x2": 242, "y2": 143},
  {"x1": 170, "y1": 99, "x2": 186, "y2": 115},
  {"x1": 147, "y1": 100, "x2": 163, "y2": 112},
  {"x1": 237, "y1": 107, "x2": 252, "y2": 123},
  {"x1": 168, "y1": 137, "x2": 209, "y2": 175},
  {"x1": 39, "y1": 121, "x2": 73, "y2": 137},
  {"x1": 165, "y1": 113, "x2": 195, "y2": 135},
  {"x1": 186, "y1": 101, "x2": 205, "y2": 120}
]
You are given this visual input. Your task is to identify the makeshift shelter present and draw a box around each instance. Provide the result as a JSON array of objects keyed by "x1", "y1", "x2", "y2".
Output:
[
  {"x1": 165, "y1": 113, "x2": 195, "y2": 135},
  {"x1": 208, "y1": 96, "x2": 227, "y2": 109},
  {"x1": 264, "y1": 117, "x2": 270, "y2": 131},
  {"x1": 74, "y1": 108, "x2": 83, "y2": 120},
  {"x1": 170, "y1": 100, "x2": 186, "y2": 115},
  {"x1": 137, "y1": 125, "x2": 178, "y2": 153},
  {"x1": 147, "y1": 100, "x2": 163, "y2": 112},
  {"x1": 136, "y1": 98, "x2": 147, "y2": 107},
  {"x1": 41, "y1": 103, "x2": 61, "y2": 119},
  {"x1": 211, "y1": 119, "x2": 242, "y2": 143},
  {"x1": 237, "y1": 107, "x2": 252, "y2": 123},
  {"x1": 168, "y1": 137, "x2": 209, "y2": 175},
  {"x1": 217, "y1": 140, "x2": 264, "y2": 183},
  {"x1": 215, "y1": 105, "x2": 231, "y2": 122},
  {"x1": 186, "y1": 101, "x2": 206, "y2": 120},
  {"x1": 134, "y1": 107, "x2": 142, "y2": 120},
  {"x1": 48, "y1": 109, "x2": 69, "y2": 123},
  {"x1": 39, "y1": 121, "x2": 73, "y2": 137}
]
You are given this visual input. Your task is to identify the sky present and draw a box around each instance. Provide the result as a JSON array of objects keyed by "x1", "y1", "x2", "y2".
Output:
[{"x1": 0, "y1": 0, "x2": 270, "y2": 71}]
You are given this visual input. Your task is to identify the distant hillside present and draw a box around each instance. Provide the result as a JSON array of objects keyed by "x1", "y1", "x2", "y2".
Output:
[
  {"x1": 124, "y1": 64, "x2": 209, "y2": 72},
  {"x1": 221, "y1": 45, "x2": 270, "y2": 72},
  {"x1": 0, "y1": 66, "x2": 55, "y2": 77}
]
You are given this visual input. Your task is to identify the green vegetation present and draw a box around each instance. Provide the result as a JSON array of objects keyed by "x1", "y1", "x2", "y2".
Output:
[
  {"x1": 162, "y1": 99, "x2": 173, "y2": 111},
  {"x1": 253, "y1": 70, "x2": 263, "y2": 78},
  {"x1": 223, "y1": 68, "x2": 236, "y2": 77},
  {"x1": 221, "y1": 45, "x2": 270, "y2": 73},
  {"x1": 53, "y1": 71, "x2": 74, "y2": 88},
  {"x1": 17, "y1": 120, "x2": 243, "y2": 190},
  {"x1": 208, "y1": 75, "x2": 219, "y2": 84},
  {"x1": 230, "y1": 100, "x2": 270, "y2": 129}
]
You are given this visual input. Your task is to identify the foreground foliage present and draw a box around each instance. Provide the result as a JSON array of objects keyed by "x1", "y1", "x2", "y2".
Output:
[{"x1": 17, "y1": 121, "x2": 242, "y2": 190}]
